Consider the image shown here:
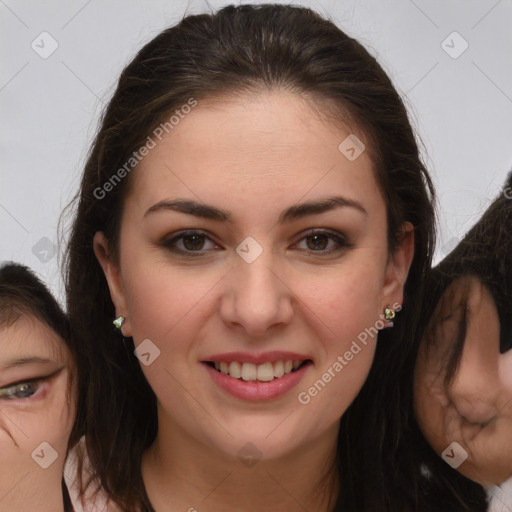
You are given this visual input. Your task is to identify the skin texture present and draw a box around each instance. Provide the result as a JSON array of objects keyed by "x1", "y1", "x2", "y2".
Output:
[
  {"x1": 0, "y1": 315, "x2": 75, "y2": 512},
  {"x1": 95, "y1": 90, "x2": 414, "y2": 512},
  {"x1": 415, "y1": 276, "x2": 512, "y2": 487}
]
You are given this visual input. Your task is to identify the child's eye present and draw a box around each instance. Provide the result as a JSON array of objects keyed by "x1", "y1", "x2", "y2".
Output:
[
  {"x1": 0, "y1": 367, "x2": 64, "y2": 401},
  {"x1": 0, "y1": 381, "x2": 40, "y2": 400}
]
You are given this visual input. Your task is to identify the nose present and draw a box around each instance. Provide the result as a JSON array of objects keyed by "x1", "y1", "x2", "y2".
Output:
[
  {"x1": 447, "y1": 337, "x2": 500, "y2": 425},
  {"x1": 219, "y1": 251, "x2": 294, "y2": 337}
]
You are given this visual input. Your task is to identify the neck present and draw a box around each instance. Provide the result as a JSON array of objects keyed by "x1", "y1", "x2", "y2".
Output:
[{"x1": 141, "y1": 409, "x2": 339, "y2": 512}]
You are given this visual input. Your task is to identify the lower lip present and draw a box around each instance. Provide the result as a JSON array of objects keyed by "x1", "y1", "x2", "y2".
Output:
[{"x1": 202, "y1": 361, "x2": 312, "y2": 401}]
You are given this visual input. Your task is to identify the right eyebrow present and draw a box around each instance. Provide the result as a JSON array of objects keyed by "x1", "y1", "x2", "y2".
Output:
[{"x1": 0, "y1": 356, "x2": 55, "y2": 370}]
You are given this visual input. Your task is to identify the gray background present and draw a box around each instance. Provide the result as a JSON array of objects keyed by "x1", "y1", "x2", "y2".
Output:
[{"x1": 1, "y1": 0, "x2": 511, "y2": 302}]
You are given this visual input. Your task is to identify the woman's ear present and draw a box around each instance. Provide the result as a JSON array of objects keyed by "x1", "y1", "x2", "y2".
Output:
[
  {"x1": 93, "y1": 231, "x2": 132, "y2": 337},
  {"x1": 381, "y1": 221, "x2": 415, "y2": 309}
]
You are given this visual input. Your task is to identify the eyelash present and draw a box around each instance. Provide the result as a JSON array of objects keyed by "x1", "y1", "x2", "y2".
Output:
[
  {"x1": 0, "y1": 370, "x2": 61, "y2": 401},
  {"x1": 160, "y1": 229, "x2": 352, "y2": 257}
]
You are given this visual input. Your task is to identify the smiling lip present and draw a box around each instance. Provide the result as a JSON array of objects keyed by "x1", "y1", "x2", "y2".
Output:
[{"x1": 201, "y1": 351, "x2": 312, "y2": 401}]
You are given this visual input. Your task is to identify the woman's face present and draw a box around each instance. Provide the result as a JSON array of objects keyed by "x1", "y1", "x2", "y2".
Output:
[
  {"x1": 0, "y1": 314, "x2": 75, "y2": 509},
  {"x1": 414, "y1": 276, "x2": 512, "y2": 486},
  {"x1": 96, "y1": 91, "x2": 413, "y2": 461}
]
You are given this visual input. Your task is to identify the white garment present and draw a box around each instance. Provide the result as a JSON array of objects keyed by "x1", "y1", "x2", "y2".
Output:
[
  {"x1": 63, "y1": 438, "x2": 120, "y2": 512},
  {"x1": 488, "y1": 478, "x2": 512, "y2": 512}
]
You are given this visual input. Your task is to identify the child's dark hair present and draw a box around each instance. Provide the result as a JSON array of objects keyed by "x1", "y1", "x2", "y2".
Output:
[
  {"x1": 424, "y1": 172, "x2": 512, "y2": 361},
  {"x1": 0, "y1": 262, "x2": 69, "y2": 338}
]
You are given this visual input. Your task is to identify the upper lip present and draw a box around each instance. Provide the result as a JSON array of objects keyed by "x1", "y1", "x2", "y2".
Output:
[{"x1": 202, "y1": 351, "x2": 312, "y2": 365}]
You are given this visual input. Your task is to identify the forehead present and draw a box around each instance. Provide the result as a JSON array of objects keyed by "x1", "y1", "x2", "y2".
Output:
[
  {"x1": 128, "y1": 90, "x2": 382, "y2": 219},
  {"x1": 0, "y1": 314, "x2": 69, "y2": 364}
]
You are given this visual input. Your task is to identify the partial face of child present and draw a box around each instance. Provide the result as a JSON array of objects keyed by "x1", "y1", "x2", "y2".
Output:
[
  {"x1": 414, "y1": 276, "x2": 512, "y2": 487},
  {"x1": 0, "y1": 314, "x2": 76, "y2": 512}
]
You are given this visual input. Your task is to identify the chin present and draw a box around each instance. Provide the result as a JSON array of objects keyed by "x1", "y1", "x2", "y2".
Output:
[{"x1": 204, "y1": 424, "x2": 304, "y2": 463}]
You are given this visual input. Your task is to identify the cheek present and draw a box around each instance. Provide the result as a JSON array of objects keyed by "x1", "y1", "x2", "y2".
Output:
[
  {"x1": 0, "y1": 391, "x2": 72, "y2": 506},
  {"x1": 292, "y1": 259, "x2": 386, "y2": 417},
  {"x1": 301, "y1": 339, "x2": 377, "y2": 431},
  {"x1": 301, "y1": 267, "x2": 383, "y2": 377},
  {"x1": 0, "y1": 380, "x2": 75, "y2": 462},
  {"x1": 124, "y1": 263, "x2": 213, "y2": 345},
  {"x1": 303, "y1": 255, "x2": 386, "y2": 339},
  {"x1": 0, "y1": 434, "x2": 30, "y2": 498}
]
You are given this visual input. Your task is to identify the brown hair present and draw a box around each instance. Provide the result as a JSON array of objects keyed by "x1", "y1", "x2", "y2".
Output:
[{"x1": 64, "y1": 4, "x2": 445, "y2": 510}]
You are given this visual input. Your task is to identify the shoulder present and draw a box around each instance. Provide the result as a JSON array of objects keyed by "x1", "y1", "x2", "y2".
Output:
[{"x1": 64, "y1": 437, "x2": 123, "y2": 512}]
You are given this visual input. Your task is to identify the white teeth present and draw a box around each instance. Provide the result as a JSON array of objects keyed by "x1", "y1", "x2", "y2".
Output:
[
  {"x1": 274, "y1": 360, "x2": 285, "y2": 378},
  {"x1": 212, "y1": 359, "x2": 307, "y2": 381},
  {"x1": 257, "y1": 362, "x2": 275, "y2": 382},
  {"x1": 241, "y1": 363, "x2": 257, "y2": 381},
  {"x1": 228, "y1": 361, "x2": 241, "y2": 379}
]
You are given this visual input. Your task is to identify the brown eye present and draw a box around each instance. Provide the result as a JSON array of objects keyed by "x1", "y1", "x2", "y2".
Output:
[
  {"x1": 295, "y1": 230, "x2": 351, "y2": 254},
  {"x1": 161, "y1": 230, "x2": 221, "y2": 255},
  {"x1": 160, "y1": 229, "x2": 351, "y2": 257},
  {"x1": 305, "y1": 233, "x2": 329, "y2": 250},
  {"x1": 182, "y1": 233, "x2": 206, "y2": 251}
]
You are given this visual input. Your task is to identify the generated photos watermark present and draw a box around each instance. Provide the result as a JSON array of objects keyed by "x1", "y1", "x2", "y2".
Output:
[
  {"x1": 93, "y1": 97, "x2": 198, "y2": 200},
  {"x1": 297, "y1": 302, "x2": 401, "y2": 405}
]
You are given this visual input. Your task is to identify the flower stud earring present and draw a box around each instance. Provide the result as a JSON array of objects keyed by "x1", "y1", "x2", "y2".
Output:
[
  {"x1": 384, "y1": 308, "x2": 396, "y2": 322},
  {"x1": 113, "y1": 316, "x2": 125, "y2": 330},
  {"x1": 381, "y1": 306, "x2": 400, "y2": 328}
]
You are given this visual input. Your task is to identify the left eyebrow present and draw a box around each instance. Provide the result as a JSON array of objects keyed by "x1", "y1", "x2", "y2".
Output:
[
  {"x1": 0, "y1": 357, "x2": 55, "y2": 370},
  {"x1": 144, "y1": 195, "x2": 368, "y2": 223}
]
